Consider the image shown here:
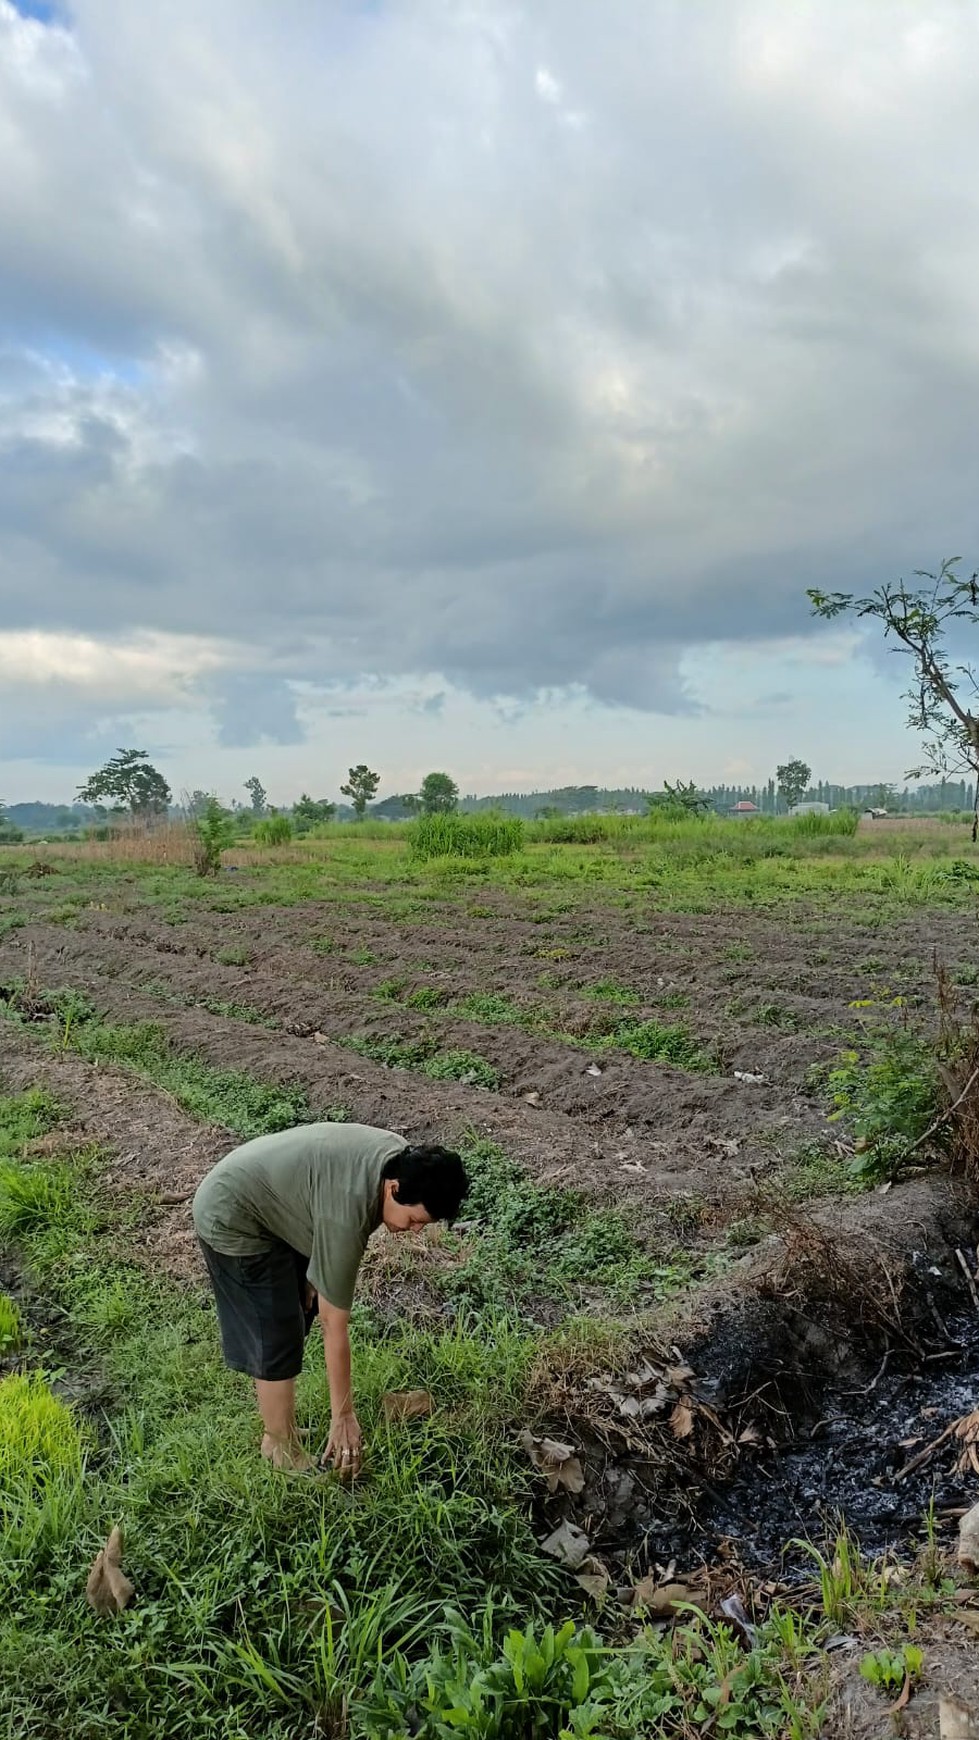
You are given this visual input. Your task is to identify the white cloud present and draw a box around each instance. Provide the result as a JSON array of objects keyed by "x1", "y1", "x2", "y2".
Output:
[{"x1": 1, "y1": 0, "x2": 978, "y2": 787}]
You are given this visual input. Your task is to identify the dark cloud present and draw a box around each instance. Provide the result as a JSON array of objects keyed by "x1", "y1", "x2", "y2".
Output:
[
  {"x1": 1, "y1": 0, "x2": 978, "y2": 735},
  {"x1": 209, "y1": 672, "x2": 304, "y2": 748}
]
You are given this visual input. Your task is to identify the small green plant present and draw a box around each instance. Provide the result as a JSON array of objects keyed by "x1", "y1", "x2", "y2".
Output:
[
  {"x1": 214, "y1": 944, "x2": 252, "y2": 968},
  {"x1": 254, "y1": 814, "x2": 293, "y2": 845},
  {"x1": 859, "y1": 1643, "x2": 923, "y2": 1694},
  {"x1": 424, "y1": 1049, "x2": 500, "y2": 1090}
]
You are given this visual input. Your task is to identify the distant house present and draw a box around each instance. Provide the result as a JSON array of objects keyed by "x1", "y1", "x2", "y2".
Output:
[
  {"x1": 730, "y1": 800, "x2": 760, "y2": 818},
  {"x1": 789, "y1": 802, "x2": 831, "y2": 817}
]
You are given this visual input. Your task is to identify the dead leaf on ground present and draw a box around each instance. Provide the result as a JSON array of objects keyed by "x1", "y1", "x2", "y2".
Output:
[
  {"x1": 888, "y1": 1674, "x2": 914, "y2": 1716},
  {"x1": 584, "y1": 1063, "x2": 602, "y2": 1077},
  {"x1": 954, "y1": 1410, "x2": 979, "y2": 1477},
  {"x1": 575, "y1": 1555, "x2": 611, "y2": 1602},
  {"x1": 626, "y1": 1576, "x2": 704, "y2": 1618},
  {"x1": 85, "y1": 1526, "x2": 135, "y2": 1615},
  {"x1": 518, "y1": 1429, "x2": 585, "y2": 1495},
  {"x1": 957, "y1": 1499, "x2": 979, "y2": 1573},
  {"x1": 669, "y1": 1400, "x2": 696, "y2": 1439},
  {"x1": 522, "y1": 1091, "x2": 542, "y2": 1107},
  {"x1": 939, "y1": 1695, "x2": 979, "y2": 1740},
  {"x1": 381, "y1": 1389, "x2": 433, "y2": 1423},
  {"x1": 540, "y1": 1519, "x2": 591, "y2": 1569}
]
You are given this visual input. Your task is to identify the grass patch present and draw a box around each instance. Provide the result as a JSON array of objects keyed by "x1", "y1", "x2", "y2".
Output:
[
  {"x1": 583, "y1": 979, "x2": 641, "y2": 1006},
  {"x1": 342, "y1": 1034, "x2": 501, "y2": 1091},
  {"x1": 452, "y1": 1137, "x2": 688, "y2": 1309}
]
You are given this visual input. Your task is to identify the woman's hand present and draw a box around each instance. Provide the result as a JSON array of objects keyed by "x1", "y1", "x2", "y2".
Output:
[{"x1": 323, "y1": 1411, "x2": 363, "y2": 1478}]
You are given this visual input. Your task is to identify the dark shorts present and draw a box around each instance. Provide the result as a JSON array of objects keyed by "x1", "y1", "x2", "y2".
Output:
[{"x1": 199, "y1": 1237, "x2": 318, "y2": 1381}]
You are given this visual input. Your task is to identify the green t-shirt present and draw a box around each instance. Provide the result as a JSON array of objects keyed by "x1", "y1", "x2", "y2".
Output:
[{"x1": 191, "y1": 1123, "x2": 406, "y2": 1310}]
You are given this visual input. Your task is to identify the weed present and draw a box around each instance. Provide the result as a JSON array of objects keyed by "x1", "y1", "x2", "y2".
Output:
[
  {"x1": 405, "y1": 985, "x2": 451, "y2": 1009},
  {"x1": 214, "y1": 944, "x2": 252, "y2": 967},
  {"x1": 351, "y1": 946, "x2": 377, "y2": 965},
  {"x1": 311, "y1": 935, "x2": 337, "y2": 954},
  {"x1": 827, "y1": 1022, "x2": 941, "y2": 1181},
  {"x1": 373, "y1": 977, "x2": 408, "y2": 1001},
  {"x1": 592, "y1": 1017, "x2": 717, "y2": 1073},
  {"x1": 424, "y1": 1050, "x2": 500, "y2": 1090},
  {"x1": 583, "y1": 979, "x2": 640, "y2": 1006}
]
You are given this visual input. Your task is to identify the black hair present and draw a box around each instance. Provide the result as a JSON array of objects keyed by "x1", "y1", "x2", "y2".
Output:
[{"x1": 382, "y1": 1144, "x2": 469, "y2": 1222}]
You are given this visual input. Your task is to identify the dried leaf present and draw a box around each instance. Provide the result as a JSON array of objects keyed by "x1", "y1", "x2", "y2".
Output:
[
  {"x1": 522, "y1": 1091, "x2": 542, "y2": 1107},
  {"x1": 720, "y1": 1592, "x2": 757, "y2": 1646},
  {"x1": 669, "y1": 1400, "x2": 696, "y2": 1440},
  {"x1": 584, "y1": 1063, "x2": 603, "y2": 1077},
  {"x1": 381, "y1": 1389, "x2": 433, "y2": 1423},
  {"x1": 575, "y1": 1556, "x2": 611, "y2": 1602},
  {"x1": 518, "y1": 1429, "x2": 585, "y2": 1495},
  {"x1": 952, "y1": 1608, "x2": 979, "y2": 1636},
  {"x1": 887, "y1": 1674, "x2": 913, "y2": 1716},
  {"x1": 85, "y1": 1526, "x2": 135, "y2": 1615},
  {"x1": 957, "y1": 1499, "x2": 979, "y2": 1573},
  {"x1": 540, "y1": 1519, "x2": 591, "y2": 1569},
  {"x1": 664, "y1": 1363, "x2": 695, "y2": 1388},
  {"x1": 738, "y1": 1424, "x2": 764, "y2": 1446},
  {"x1": 939, "y1": 1695, "x2": 979, "y2": 1740},
  {"x1": 628, "y1": 1576, "x2": 704, "y2": 1618}
]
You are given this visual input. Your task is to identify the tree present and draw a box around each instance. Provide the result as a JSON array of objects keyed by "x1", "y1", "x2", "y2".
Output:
[
  {"x1": 776, "y1": 759, "x2": 812, "y2": 812},
  {"x1": 244, "y1": 776, "x2": 267, "y2": 816},
  {"x1": 418, "y1": 771, "x2": 459, "y2": 815},
  {"x1": 810, "y1": 559, "x2": 979, "y2": 837},
  {"x1": 340, "y1": 765, "x2": 380, "y2": 818},
  {"x1": 78, "y1": 749, "x2": 171, "y2": 818},
  {"x1": 647, "y1": 779, "x2": 708, "y2": 817},
  {"x1": 292, "y1": 793, "x2": 337, "y2": 832},
  {"x1": 186, "y1": 789, "x2": 213, "y2": 819}
]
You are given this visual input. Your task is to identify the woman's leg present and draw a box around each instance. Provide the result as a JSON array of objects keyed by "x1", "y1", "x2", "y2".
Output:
[{"x1": 255, "y1": 1378, "x2": 315, "y2": 1469}]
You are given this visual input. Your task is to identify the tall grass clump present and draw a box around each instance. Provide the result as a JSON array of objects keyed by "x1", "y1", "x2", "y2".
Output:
[
  {"x1": 253, "y1": 815, "x2": 294, "y2": 845},
  {"x1": 790, "y1": 809, "x2": 859, "y2": 837},
  {"x1": 410, "y1": 811, "x2": 524, "y2": 861}
]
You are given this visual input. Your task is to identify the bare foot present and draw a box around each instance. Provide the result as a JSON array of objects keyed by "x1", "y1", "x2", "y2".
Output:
[{"x1": 260, "y1": 1433, "x2": 317, "y2": 1473}]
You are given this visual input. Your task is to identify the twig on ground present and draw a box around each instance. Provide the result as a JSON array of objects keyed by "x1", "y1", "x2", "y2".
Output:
[{"x1": 955, "y1": 1248, "x2": 979, "y2": 1318}]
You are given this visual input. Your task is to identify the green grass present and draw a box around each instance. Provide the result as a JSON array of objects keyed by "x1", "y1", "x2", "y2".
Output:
[
  {"x1": 342, "y1": 1033, "x2": 502, "y2": 1091},
  {"x1": 0, "y1": 1294, "x2": 23, "y2": 1350}
]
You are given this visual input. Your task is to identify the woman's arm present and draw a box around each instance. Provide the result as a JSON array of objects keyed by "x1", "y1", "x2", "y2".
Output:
[{"x1": 319, "y1": 1300, "x2": 362, "y2": 1473}]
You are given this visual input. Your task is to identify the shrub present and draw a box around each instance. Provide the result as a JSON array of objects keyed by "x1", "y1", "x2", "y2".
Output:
[
  {"x1": 191, "y1": 798, "x2": 235, "y2": 876},
  {"x1": 827, "y1": 1023, "x2": 941, "y2": 1180},
  {"x1": 409, "y1": 811, "x2": 524, "y2": 861},
  {"x1": 253, "y1": 815, "x2": 293, "y2": 845}
]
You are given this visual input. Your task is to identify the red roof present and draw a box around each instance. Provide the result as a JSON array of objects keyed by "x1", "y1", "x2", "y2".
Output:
[{"x1": 731, "y1": 801, "x2": 759, "y2": 811}]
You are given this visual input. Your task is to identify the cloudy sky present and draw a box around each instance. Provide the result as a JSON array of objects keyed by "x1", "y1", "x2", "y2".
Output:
[{"x1": 2, "y1": 0, "x2": 978, "y2": 805}]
